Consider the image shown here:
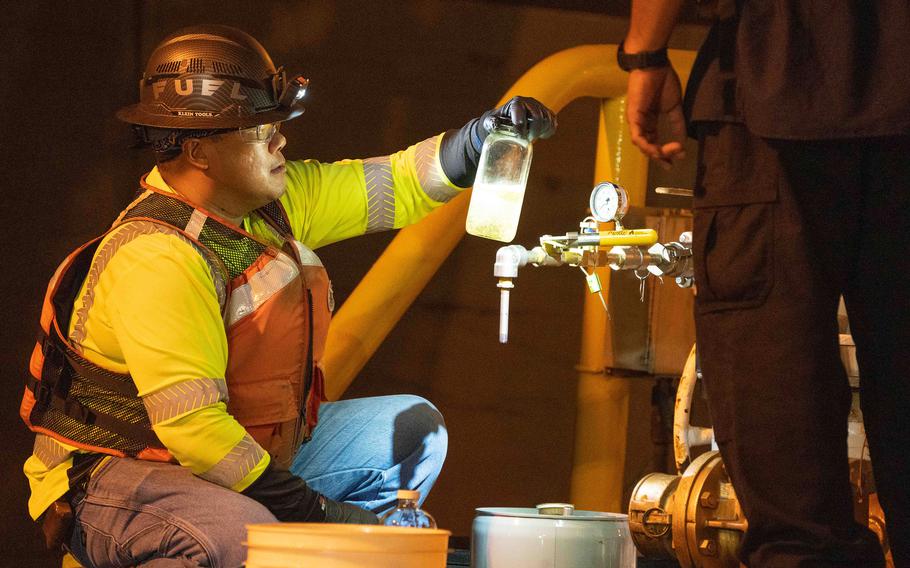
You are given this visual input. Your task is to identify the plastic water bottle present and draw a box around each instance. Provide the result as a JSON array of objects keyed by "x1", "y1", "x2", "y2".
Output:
[
  {"x1": 380, "y1": 490, "x2": 437, "y2": 528},
  {"x1": 465, "y1": 120, "x2": 533, "y2": 242}
]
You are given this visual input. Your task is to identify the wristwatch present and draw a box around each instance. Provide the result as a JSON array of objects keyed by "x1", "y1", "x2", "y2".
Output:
[{"x1": 616, "y1": 41, "x2": 670, "y2": 71}]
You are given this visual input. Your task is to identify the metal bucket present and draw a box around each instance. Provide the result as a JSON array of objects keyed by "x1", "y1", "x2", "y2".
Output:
[{"x1": 471, "y1": 504, "x2": 635, "y2": 568}]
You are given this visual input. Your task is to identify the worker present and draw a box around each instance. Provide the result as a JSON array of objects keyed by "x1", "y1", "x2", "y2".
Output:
[
  {"x1": 21, "y1": 24, "x2": 557, "y2": 567},
  {"x1": 619, "y1": 1, "x2": 909, "y2": 566}
]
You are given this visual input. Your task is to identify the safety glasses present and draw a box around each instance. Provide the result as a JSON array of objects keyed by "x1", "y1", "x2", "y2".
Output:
[{"x1": 236, "y1": 122, "x2": 282, "y2": 143}]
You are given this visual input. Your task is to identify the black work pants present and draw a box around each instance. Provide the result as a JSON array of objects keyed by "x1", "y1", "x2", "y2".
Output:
[{"x1": 693, "y1": 122, "x2": 910, "y2": 567}]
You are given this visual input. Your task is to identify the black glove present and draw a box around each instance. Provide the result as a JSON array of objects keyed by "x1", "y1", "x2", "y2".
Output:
[
  {"x1": 474, "y1": 96, "x2": 558, "y2": 147},
  {"x1": 322, "y1": 496, "x2": 380, "y2": 524},
  {"x1": 241, "y1": 462, "x2": 378, "y2": 524},
  {"x1": 439, "y1": 96, "x2": 557, "y2": 188}
]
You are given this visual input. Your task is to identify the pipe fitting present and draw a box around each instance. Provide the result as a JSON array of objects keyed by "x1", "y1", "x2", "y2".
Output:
[{"x1": 494, "y1": 245, "x2": 530, "y2": 278}]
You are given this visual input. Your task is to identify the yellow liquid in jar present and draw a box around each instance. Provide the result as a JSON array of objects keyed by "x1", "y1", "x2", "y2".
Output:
[{"x1": 465, "y1": 182, "x2": 525, "y2": 242}]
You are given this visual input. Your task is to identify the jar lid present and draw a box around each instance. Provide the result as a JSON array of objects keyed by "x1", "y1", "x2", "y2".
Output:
[
  {"x1": 397, "y1": 489, "x2": 420, "y2": 500},
  {"x1": 475, "y1": 507, "x2": 628, "y2": 522},
  {"x1": 486, "y1": 116, "x2": 519, "y2": 134},
  {"x1": 535, "y1": 503, "x2": 575, "y2": 516}
]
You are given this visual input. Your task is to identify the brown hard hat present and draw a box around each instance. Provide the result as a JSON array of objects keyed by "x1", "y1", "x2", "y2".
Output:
[{"x1": 117, "y1": 25, "x2": 307, "y2": 129}]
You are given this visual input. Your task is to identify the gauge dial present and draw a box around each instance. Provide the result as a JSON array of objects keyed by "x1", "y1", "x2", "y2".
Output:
[{"x1": 589, "y1": 182, "x2": 629, "y2": 223}]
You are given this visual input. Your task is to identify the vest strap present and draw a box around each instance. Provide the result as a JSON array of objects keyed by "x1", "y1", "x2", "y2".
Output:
[
  {"x1": 46, "y1": 391, "x2": 163, "y2": 448},
  {"x1": 38, "y1": 329, "x2": 138, "y2": 398}
]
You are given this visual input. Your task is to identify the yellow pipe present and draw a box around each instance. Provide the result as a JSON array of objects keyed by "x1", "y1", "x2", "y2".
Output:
[
  {"x1": 324, "y1": 43, "x2": 694, "y2": 514},
  {"x1": 570, "y1": 97, "x2": 634, "y2": 513},
  {"x1": 570, "y1": 53, "x2": 693, "y2": 513},
  {"x1": 324, "y1": 44, "x2": 637, "y2": 399},
  {"x1": 324, "y1": 45, "x2": 694, "y2": 400}
]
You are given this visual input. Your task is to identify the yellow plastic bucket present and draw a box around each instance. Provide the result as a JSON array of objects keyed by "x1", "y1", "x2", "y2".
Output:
[{"x1": 245, "y1": 523, "x2": 451, "y2": 568}]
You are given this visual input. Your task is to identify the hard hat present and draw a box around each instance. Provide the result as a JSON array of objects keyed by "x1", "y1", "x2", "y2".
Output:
[{"x1": 116, "y1": 25, "x2": 307, "y2": 129}]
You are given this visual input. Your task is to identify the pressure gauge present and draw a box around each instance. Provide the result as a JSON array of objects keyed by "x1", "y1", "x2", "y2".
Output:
[{"x1": 589, "y1": 182, "x2": 629, "y2": 223}]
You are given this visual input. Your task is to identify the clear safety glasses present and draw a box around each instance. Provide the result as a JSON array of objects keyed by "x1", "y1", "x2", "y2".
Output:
[{"x1": 236, "y1": 122, "x2": 282, "y2": 143}]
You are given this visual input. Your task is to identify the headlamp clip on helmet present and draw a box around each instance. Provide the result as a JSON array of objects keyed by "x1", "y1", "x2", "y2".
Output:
[{"x1": 274, "y1": 68, "x2": 309, "y2": 110}]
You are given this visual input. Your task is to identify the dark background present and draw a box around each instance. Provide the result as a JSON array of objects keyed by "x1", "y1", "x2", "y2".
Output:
[{"x1": 1, "y1": 2, "x2": 706, "y2": 565}]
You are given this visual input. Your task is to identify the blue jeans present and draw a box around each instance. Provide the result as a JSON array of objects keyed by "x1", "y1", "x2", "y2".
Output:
[{"x1": 65, "y1": 395, "x2": 447, "y2": 567}]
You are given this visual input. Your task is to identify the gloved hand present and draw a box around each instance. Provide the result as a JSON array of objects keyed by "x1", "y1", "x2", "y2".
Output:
[
  {"x1": 473, "y1": 96, "x2": 558, "y2": 151},
  {"x1": 241, "y1": 463, "x2": 379, "y2": 524},
  {"x1": 440, "y1": 96, "x2": 558, "y2": 188},
  {"x1": 321, "y1": 496, "x2": 380, "y2": 524}
]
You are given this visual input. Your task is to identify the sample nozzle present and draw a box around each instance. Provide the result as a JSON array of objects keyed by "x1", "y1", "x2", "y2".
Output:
[
  {"x1": 493, "y1": 246, "x2": 527, "y2": 345},
  {"x1": 499, "y1": 289, "x2": 509, "y2": 343},
  {"x1": 497, "y1": 278, "x2": 514, "y2": 343},
  {"x1": 492, "y1": 245, "x2": 560, "y2": 344}
]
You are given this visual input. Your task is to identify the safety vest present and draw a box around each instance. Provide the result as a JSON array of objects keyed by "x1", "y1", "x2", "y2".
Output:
[{"x1": 20, "y1": 180, "x2": 329, "y2": 469}]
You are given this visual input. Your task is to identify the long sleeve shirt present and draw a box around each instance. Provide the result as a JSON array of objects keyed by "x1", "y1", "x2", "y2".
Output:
[{"x1": 25, "y1": 134, "x2": 463, "y2": 519}]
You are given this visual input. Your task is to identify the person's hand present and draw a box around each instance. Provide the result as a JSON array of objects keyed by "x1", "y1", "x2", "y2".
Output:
[
  {"x1": 321, "y1": 496, "x2": 380, "y2": 524},
  {"x1": 626, "y1": 66, "x2": 686, "y2": 168},
  {"x1": 477, "y1": 96, "x2": 558, "y2": 144},
  {"x1": 441, "y1": 96, "x2": 557, "y2": 188}
]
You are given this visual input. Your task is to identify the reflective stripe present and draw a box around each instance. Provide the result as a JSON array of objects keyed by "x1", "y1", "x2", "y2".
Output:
[
  {"x1": 142, "y1": 378, "x2": 229, "y2": 425},
  {"x1": 415, "y1": 136, "x2": 459, "y2": 203},
  {"x1": 198, "y1": 433, "x2": 266, "y2": 488},
  {"x1": 227, "y1": 252, "x2": 299, "y2": 326},
  {"x1": 293, "y1": 241, "x2": 324, "y2": 267},
  {"x1": 70, "y1": 221, "x2": 227, "y2": 349},
  {"x1": 33, "y1": 434, "x2": 71, "y2": 469},
  {"x1": 71, "y1": 223, "x2": 162, "y2": 349},
  {"x1": 185, "y1": 209, "x2": 207, "y2": 239},
  {"x1": 363, "y1": 156, "x2": 395, "y2": 233}
]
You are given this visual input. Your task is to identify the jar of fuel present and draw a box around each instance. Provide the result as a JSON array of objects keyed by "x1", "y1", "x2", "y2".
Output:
[{"x1": 465, "y1": 119, "x2": 533, "y2": 243}]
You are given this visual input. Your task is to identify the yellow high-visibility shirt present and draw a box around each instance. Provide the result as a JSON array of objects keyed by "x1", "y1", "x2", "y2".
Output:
[{"x1": 24, "y1": 135, "x2": 461, "y2": 520}]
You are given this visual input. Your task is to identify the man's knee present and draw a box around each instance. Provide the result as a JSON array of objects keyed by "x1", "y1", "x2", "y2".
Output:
[
  {"x1": 396, "y1": 395, "x2": 446, "y2": 430},
  {"x1": 390, "y1": 395, "x2": 447, "y2": 461}
]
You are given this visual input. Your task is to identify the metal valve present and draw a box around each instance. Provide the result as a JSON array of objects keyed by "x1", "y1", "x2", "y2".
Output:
[{"x1": 491, "y1": 182, "x2": 694, "y2": 343}]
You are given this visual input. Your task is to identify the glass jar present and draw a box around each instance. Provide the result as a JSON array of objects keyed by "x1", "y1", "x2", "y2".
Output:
[{"x1": 465, "y1": 122, "x2": 533, "y2": 242}]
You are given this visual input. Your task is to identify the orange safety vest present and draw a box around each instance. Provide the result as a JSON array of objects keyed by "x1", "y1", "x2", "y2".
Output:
[{"x1": 21, "y1": 180, "x2": 330, "y2": 468}]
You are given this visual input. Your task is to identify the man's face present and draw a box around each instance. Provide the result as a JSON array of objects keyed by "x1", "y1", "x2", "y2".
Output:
[{"x1": 201, "y1": 123, "x2": 288, "y2": 213}]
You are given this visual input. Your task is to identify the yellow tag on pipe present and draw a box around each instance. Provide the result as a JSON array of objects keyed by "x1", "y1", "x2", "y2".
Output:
[
  {"x1": 585, "y1": 272, "x2": 602, "y2": 294},
  {"x1": 598, "y1": 229, "x2": 659, "y2": 247}
]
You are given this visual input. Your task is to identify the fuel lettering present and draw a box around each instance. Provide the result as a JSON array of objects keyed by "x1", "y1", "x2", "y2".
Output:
[{"x1": 151, "y1": 79, "x2": 247, "y2": 100}]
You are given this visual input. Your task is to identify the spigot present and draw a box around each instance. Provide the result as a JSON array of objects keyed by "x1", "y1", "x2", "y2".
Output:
[
  {"x1": 493, "y1": 245, "x2": 562, "y2": 343},
  {"x1": 494, "y1": 245, "x2": 530, "y2": 278},
  {"x1": 493, "y1": 246, "x2": 529, "y2": 344}
]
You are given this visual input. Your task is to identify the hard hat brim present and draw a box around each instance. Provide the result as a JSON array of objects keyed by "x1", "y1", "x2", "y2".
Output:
[{"x1": 115, "y1": 103, "x2": 305, "y2": 129}]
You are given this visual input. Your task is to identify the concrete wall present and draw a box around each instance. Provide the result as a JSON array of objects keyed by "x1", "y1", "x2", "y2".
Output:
[{"x1": 1, "y1": 2, "x2": 705, "y2": 564}]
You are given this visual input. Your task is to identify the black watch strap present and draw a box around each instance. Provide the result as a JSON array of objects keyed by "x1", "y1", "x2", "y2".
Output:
[{"x1": 616, "y1": 41, "x2": 670, "y2": 71}]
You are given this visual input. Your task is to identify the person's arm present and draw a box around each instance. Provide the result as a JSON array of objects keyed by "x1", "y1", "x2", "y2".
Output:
[
  {"x1": 241, "y1": 463, "x2": 378, "y2": 523},
  {"x1": 623, "y1": 0, "x2": 687, "y2": 168},
  {"x1": 276, "y1": 97, "x2": 556, "y2": 249},
  {"x1": 625, "y1": 0, "x2": 685, "y2": 52}
]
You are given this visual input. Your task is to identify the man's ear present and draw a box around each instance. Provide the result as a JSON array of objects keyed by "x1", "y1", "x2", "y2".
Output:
[{"x1": 182, "y1": 138, "x2": 209, "y2": 170}]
